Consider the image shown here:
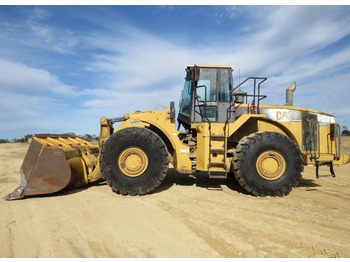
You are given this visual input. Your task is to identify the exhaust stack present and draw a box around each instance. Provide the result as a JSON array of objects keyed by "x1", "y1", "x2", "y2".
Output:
[{"x1": 286, "y1": 82, "x2": 296, "y2": 106}]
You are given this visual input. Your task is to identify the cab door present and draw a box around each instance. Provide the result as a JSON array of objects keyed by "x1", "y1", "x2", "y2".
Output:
[{"x1": 192, "y1": 67, "x2": 234, "y2": 123}]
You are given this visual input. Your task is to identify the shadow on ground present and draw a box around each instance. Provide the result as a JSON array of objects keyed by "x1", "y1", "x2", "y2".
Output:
[
  {"x1": 154, "y1": 168, "x2": 249, "y2": 195},
  {"x1": 10, "y1": 168, "x2": 326, "y2": 201}
]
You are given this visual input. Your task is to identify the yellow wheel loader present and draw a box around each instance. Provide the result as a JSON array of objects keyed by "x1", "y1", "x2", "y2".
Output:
[{"x1": 4, "y1": 65, "x2": 350, "y2": 200}]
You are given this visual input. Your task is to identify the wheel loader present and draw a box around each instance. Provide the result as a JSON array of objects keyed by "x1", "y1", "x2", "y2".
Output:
[{"x1": 4, "y1": 65, "x2": 350, "y2": 200}]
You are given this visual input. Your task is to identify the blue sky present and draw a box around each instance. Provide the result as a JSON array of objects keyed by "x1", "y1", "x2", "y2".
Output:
[{"x1": 1, "y1": 5, "x2": 350, "y2": 139}]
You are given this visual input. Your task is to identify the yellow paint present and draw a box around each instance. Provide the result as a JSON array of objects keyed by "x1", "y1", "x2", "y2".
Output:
[
  {"x1": 257, "y1": 120, "x2": 302, "y2": 147},
  {"x1": 33, "y1": 135, "x2": 96, "y2": 149},
  {"x1": 32, "y1": 135, "x2": 101, "y2": 188},
  {"x1": 115, "y1": 108, "x2": 194, "y2": 174},
  {"x1": 118, "y1": 147, "x2": 148, "y2": 177},
  {"x1": 192, "y1": 114, "x2": 267, "y2": 172},
  {"x1": 333, "y1": 155, "x2": 350, "y2": 166},
  {"x1": 256, "y1": 150, "x2": 286, "y2": 180}
]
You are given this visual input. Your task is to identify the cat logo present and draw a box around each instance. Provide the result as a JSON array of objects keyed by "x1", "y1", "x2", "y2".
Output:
[{"x1": 276, "y1": 111, "x2": 291, "y2": 121}]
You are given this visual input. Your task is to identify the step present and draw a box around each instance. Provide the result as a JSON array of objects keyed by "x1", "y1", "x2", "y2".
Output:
[
  {"x1": 210, "y1": 135, "x2": 225, "y2": 139},
  {"x1": 208, "y1": 172, "x2": 227, "y2": 179},
  {"x1": 210, "y1": 148, "x2": 225, "y2": 153},
  {"x1": 208, "y1": 162, "x2": 227, "y2": 168}
]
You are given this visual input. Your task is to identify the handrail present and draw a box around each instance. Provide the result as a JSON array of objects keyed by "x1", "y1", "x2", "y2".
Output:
[
  {"x1": 233, "y1": 77, "x2": 267, "y2": 114},
  {"x1": 233, "y1": 77, "x2": 267, "y2": 92}
]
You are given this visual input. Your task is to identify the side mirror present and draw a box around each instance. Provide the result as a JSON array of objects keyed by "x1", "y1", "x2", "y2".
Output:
[{"x1": 170, "y1": 101, "x2": 175, "y2": 119}]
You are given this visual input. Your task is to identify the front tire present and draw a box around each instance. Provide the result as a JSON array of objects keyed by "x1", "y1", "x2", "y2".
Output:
[
  {"x1": 232, "y1": 132, "x2": 303, "y2": 197},
  {"x1": 100, "y1": 127, "x2": 169, "y2": 196}
]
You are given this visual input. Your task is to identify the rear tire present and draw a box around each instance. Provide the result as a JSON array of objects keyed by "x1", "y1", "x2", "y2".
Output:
[
  {"x1": 100, "y1": 127, "x2": 169, "y2": 196},
  {"x1": 232, "y1": 132, "x2": 303, "y2": 197}
]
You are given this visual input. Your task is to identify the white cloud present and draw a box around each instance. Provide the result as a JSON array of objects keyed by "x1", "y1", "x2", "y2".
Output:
[
  {"x1": 0, "y1": 58, "x2": 80, "y2": 138},
  {"x1": 82, "y1": 84, "x2": 181, "y2": 117},
  {"x1": 0, "y1": 7, "x2": 80, "y2": 55},
  {"x1": 0, "y1": 91, "x2": 74, "y2": 136},
  {"x1": 79, "y1": 6, "x2": 350, "y2": 130},
  {"x1": 295, "y1": 72, "x2": 350, "y2": 127},
  {"x1": 0, "y1": 58, "x2": 77, "y2": 95},
  {"x1": 84, "y1": 29, "x2": 196, "y2": 89}
]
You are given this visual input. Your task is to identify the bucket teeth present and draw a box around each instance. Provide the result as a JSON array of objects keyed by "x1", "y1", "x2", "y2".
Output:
[
  {"x1": 3, "y1": 186, "x2": 25, "y2": 200},
  {"x1": 3, "y1": 169, "x2": 27, "y2": 200}
]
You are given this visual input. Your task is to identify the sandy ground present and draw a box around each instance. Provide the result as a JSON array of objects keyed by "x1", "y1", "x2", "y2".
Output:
[{"x1": 0, "y1": 140, "x2": 350, "y2": 258}]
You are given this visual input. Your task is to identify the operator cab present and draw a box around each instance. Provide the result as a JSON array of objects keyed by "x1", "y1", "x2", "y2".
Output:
[{"x1": 178, "y1": 65, "x2": 235, "y2": 129}]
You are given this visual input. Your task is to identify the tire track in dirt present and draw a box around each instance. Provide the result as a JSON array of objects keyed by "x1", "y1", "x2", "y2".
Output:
[
  {"x1": 157, "y1": 184, "x2": 350, "y2": 258},
  {"x1": 6, "y1": 218, "x2": 15, "y2": 257}
]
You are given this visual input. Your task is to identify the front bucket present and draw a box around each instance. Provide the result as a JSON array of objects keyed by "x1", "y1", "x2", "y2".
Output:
[{"x1": 3, "y1": 134, "x2": 100, "y2": 200}]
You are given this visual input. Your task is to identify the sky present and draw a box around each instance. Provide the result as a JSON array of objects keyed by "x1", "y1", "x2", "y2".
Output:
[{"x1": 0, "y1": 5, "x2": 350, "y2": 139}]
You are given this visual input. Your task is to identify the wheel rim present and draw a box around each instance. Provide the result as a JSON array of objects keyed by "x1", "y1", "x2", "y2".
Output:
[
  {"x1": 256, "y1": 150, "x2": 286, "y2": 181},
  {"x1": 118, "y1": 147, "x2": 148, "y2": 177}
]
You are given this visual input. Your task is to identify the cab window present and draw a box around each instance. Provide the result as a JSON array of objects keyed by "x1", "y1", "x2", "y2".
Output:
[
  {"x1": 179, "y1": 80, "x2": 192, "y2": 117},
  {"x1": 197, "y1": 68, "x2": 217, "y2": 102}
]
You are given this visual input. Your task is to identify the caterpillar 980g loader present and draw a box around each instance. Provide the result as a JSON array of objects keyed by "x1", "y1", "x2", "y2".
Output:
[{"x1": 4, "y1": 65, "x2": 350, "y2": 200}]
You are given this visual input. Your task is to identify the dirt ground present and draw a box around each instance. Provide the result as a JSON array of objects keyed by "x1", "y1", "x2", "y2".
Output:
[{"x1": 0, "y1": 139, "x2": 350, "y2": 258}]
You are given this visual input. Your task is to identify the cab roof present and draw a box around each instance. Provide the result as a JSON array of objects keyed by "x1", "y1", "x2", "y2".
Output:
[{"x1": 187, "y1": 65, "x2": 232, "y2": 69}]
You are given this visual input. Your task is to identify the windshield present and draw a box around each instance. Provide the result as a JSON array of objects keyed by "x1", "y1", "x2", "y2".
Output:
[{"x1": 179, "y1": 79, "x2": 192, "y2": 118}]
